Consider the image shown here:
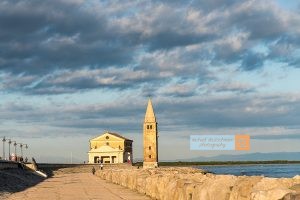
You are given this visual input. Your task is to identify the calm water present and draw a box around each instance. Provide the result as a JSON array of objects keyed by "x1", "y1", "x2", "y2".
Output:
[{"x1": 195, "y1": 164, "x2": 300, "y2": 178}]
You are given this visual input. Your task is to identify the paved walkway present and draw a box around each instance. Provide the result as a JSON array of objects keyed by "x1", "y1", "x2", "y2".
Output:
[{"x1": 7, "y1": 173, "x2": 151, "y2": 200}]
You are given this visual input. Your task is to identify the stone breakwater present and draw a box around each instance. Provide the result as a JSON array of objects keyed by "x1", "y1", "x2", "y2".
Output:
[{"x1": 95, "y1": 167, "x2": 300, "y2": 200}]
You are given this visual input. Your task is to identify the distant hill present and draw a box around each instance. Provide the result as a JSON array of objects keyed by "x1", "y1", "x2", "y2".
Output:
[{"x1": 174, "y1": 152, "x2": 300, "y2": 162}]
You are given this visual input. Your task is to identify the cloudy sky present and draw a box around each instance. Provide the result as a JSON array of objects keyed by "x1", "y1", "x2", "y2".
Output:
[{"x1": 1, "y1": 0, "x2": 300, "y2": 163}]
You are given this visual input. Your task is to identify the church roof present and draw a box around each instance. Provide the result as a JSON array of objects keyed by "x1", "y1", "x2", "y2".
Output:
[
  {"x1": 90, "y1": 131, "x2": 133, "y2": 141},
  {"x1": 108, "y1": 132, "x2": 133, "y2": 141},
  {"x1": 144, "y1": 99, "x2": 156, "y2": 123}
]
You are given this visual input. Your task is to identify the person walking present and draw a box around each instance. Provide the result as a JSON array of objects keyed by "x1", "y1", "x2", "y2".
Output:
[{"x1": 92, "y1": 167, "x2": 96, "y2": 175}]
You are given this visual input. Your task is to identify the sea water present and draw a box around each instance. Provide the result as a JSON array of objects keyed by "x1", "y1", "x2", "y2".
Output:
[{"x1": 195, "y1": 164, "x2": 300, "y2": 178}]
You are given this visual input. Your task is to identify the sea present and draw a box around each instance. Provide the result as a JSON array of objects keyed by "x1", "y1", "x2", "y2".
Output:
[{"x1": 195, "y1": 164, "x2": 300, "y2": 178}]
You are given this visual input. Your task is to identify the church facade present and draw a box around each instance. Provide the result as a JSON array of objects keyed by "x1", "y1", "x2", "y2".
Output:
[
  {"x1": 143, "y1": 99, "x2": 159, "y2": 168},
  {"x1": 88, "y1": 132, "x2": 133, "y2": 164}
]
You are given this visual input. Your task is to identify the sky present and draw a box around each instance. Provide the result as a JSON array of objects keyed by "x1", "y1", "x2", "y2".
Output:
[{"x1": 1, "y1": 0, "x2": 300, "y2": 163}]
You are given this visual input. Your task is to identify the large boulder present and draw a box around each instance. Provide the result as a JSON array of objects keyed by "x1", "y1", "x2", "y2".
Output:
[{"x1": 251, "y1": 188, "x2": 296, "y2": 200}]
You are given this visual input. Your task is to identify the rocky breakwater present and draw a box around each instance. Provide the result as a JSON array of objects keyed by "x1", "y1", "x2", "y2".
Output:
[{"x1": 95, "y1": 167, "x2": 300, "y2": 200}]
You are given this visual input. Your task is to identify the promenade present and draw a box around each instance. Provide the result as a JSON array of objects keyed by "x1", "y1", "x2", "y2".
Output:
[{"x1": 6, "y1": 172, "x2": 150, "y2": 200}]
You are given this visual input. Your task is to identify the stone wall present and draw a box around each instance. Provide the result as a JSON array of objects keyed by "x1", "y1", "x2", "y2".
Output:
[
  {"x1": 95, "y1": 167, "x2": 300, "y2": 200},
  {"x1": 0, "y1": 160, "x2": 19, "y2": 170}
]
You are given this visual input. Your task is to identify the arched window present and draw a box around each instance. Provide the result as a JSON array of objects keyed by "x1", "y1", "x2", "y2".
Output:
[
  {"x1": 149, "y1": 155, "x2": 151, "y2": 158},
  {"x1": 106, "y1": 142, "x2": 109, "y2": 145},
  {"x1": 149, "y1": 146, "x2": 151, "y2": 150}
]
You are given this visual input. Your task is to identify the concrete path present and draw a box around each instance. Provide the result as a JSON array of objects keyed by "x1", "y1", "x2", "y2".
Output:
[{"x1": 6, "y1": 173, "x2": 151, "y2": 200}]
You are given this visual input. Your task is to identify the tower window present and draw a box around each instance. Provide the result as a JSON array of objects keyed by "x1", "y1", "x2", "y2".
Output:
[
  {"x1": 147, "y1": 125, "x2": 153, "y2": 129},
  {"x1": 106, "y1": 136, "x2": 109, "y2": 139},
  {"x1": 149, "y1": 155, "x2": 151, "y2": 158},
  {"x1": 106, "y1": 142, "x2": 109, "y2": 145},
  {"x1": 149, "y1": 146, "x2": 151, "y2": 150}
]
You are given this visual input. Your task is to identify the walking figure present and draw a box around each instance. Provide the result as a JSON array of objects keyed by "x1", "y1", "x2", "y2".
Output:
[
  {"x1": 92, "y1": 167, "x2": 96, "y2": 175},
  {"x1": 100, "y1": 163, "x2": 103, "y2": 170}
]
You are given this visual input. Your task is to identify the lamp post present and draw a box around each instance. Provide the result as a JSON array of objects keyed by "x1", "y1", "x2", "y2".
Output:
[
  {"x1": 19, "y1": 143, "x2": 23, "y2": 158},
  {"x1": 24, "y1": 144, "x2": 28, "y2": 162},
  {"x1": 8, "y1": 139, "x2": 12, "y2": 160},
  {"x1": 14, "y1": 141, "x2": 17, "y2": 157},
  {"x1": 2, "y1": 137, "x2": 6, "y2": 160}
]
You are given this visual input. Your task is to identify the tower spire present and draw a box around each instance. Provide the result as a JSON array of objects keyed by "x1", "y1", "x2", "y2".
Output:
[
  {"x1": 143, "y1": 98, "x2": 158, "y2": 168},
  {"x1": 144, "y1": 99, "x2": 156, "y2": 123}
]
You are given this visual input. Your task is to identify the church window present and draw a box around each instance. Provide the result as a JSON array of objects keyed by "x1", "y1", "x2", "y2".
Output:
[
  {"x1": 147, "y1": 125, "x2": 149, "y2": 129},
  {"x1": 150, "y1": 125, "x2": 152, "y2": 129},
  {"x1": 149, "y1": 146, "x2": 151, "y2": 150},
  {"x1": 106, "y1": 136, "x2": 109, "y2": 139},
  {"x1": 106, "y1": 142, "x2": 109, "y2": 145},
  {"x1": 149, "y1": 155, "x2": 151, "y2": 158}
]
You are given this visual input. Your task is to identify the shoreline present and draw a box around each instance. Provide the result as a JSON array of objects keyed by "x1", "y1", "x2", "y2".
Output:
[
  {"x1": 169, "y1": 163, "x2": 300, "y2": 167},
  {"x1": 133, "y1": 160, "x2": 300, "y2": 167}
]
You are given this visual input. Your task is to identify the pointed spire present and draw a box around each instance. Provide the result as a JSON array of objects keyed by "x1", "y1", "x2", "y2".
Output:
[{"x1": 144, "y1": 99, "x2": 156, "y2": 122}]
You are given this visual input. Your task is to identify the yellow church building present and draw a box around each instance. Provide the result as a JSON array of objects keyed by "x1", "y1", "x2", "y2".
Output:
[{"x1": 88, "y1": 131, "x2": 133, "y2": 164}]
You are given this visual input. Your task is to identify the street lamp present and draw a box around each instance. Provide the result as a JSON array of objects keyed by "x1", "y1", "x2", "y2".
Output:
[
  {"x1": 8, "y1": 139, "x2": 12, "y2": 160},
  {"x1": 19, "y1": 143, "x2": 23, "y2": 158},
  {"x1": 24, "y1": 144, "x2": 28, "y2": 162},
  {"x1": 2, "y1": 137, "x2": 6, "y2": 160},
  {"x1": 14, "y1": 141, "x2": 17, "y2": 157}
]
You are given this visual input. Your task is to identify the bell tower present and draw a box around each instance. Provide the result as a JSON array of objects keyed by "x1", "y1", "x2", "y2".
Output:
[{"x1": 143, "y1": 99, "x2": 158, "y2": 168}]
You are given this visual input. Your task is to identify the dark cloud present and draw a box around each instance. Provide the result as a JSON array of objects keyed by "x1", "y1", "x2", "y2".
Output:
[
  {"x1": 145, "y1": 32, "x2": 216, "y2": 51},
  {"x1": 152, "y1": 0, "x2": 240, "y2": 12},
  {"x1": 1, "y1": 93, "x2": 300, "y2": 137},
  {"x1": 227, "y1": 1, "x2": 287, "y2": 40},
  {"x1": 0, "y1": 0, "x2": 135, "y2": 75},
  {"x1": 240, "y1": 51, "x2": 265, "y2": 71},
  {"x1": 0, "y1": 0, "x2": 299, "y2": 94},
  {"x1": 156, "y1": 94, "x2": 300, "y2": 129},
  {"x1": 209, "y1": 81, "x2": 255, "y2": 93}
]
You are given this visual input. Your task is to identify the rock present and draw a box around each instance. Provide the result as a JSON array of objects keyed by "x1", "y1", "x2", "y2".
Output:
[
  {"x1": 251, "y1": 188, "x2": 295, "y2": 200},
  {"x1": 281, "y1": 192, "x2": 300, "y2": 200},
  {"x1": 294, "y1": 175, "x2": 300, "y2": 180},
  {"x1": 229, "y1": 176, "x2": 263, "y2": 200},
  {"x1": 253, "y1": 177, "x2": 296, "y2": 191},
  {"x1": 191, "y1": 175, "x2": 237, "y2": 200},
  {"x1": 95, "y1": 167, "x2": 300, "y2": 200}
]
